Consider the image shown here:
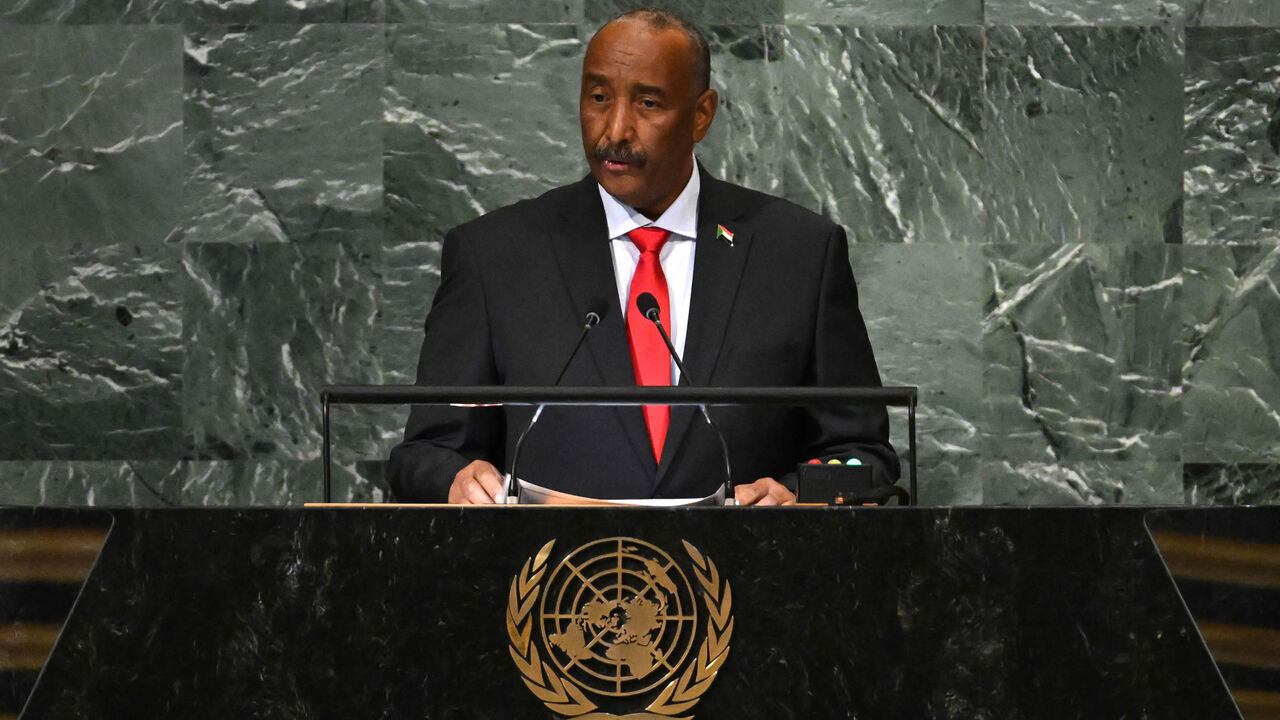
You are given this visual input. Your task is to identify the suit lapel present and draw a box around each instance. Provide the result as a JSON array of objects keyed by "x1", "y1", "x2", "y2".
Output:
[
  {"x1": 548, "y1": 176, "x2": 655, "y2": 474},
  {"x1": 655, "y1": 170, "x2": 754, "y2": 487}
]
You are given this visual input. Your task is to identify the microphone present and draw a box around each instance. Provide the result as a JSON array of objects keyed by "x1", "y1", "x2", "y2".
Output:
[
  {"x1": 634, "y1": 292, "x2": 735, "y2": 505},
  {"x1": 506, "y1": 306, "x2": 605, "y2": 502}
]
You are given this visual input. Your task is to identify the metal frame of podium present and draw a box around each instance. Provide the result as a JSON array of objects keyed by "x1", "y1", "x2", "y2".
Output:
[{"x1": 319, "y1": 384, "x2": 918, "y2": 504}]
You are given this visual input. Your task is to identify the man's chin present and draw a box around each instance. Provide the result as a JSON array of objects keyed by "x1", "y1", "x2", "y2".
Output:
[{"x1": 594, "y1": 175, "x2": 646, "y2": 207}]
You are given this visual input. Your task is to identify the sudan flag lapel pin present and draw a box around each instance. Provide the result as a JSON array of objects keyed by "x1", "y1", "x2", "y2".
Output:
[{"x1": 716, "y1": 224, "x2": 735, "y2": 247}]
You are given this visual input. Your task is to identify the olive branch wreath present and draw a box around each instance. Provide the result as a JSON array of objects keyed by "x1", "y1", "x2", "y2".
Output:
[{"x1": 505, "y1": 539, "x2": 733, "y2": 719}]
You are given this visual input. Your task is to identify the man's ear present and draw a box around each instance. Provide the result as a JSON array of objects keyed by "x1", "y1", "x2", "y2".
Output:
[{"x1": 692, "y1": 87, "x2": 718, "y2": 142}]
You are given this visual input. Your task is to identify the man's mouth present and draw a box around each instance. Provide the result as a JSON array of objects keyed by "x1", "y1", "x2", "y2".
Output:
[{"x1": 594, "y1": 144, "x2": 645, "y2": 172}]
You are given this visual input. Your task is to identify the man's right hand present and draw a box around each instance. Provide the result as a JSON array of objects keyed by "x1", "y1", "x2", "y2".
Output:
[{"x1": 447, "y1": 460, "x2": 505, "y2": 504}]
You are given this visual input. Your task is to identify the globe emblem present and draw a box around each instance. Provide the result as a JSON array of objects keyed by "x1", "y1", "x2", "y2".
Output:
[{"x1": 539, "y1": 537, "x2": 699, "y2": 698}]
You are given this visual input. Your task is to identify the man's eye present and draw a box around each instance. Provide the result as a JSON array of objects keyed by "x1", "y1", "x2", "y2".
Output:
[
  {"x1": 640, "y1": 99, "x2": 658, "y2": 108},
  {"x1": 590, "y1": 93, "x2": 607, "y2": 102}
]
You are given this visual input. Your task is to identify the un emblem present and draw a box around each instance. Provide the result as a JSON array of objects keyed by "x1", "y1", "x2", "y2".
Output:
[{"x1": 506, "y1": 538, "x2": 733, "y2": 719}]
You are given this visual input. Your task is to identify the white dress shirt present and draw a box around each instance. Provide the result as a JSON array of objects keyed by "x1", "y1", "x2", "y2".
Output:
[{"x1": 598, "y1": 164, "x2": 699, "y2": 384}]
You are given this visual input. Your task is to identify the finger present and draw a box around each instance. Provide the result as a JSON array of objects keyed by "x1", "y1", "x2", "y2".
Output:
[
  {"x1": 734, "y1": 483, "x2": 764, "y2": 505},
  {"x1": 474, "y1": 464, "x2": 505, "y2": 499},
  {"x1": 463, "y1": 477, "x2": 496, "y2": 504},
  {"x1": 755, "y1": 491, "x2": 779, "y2": 506}
]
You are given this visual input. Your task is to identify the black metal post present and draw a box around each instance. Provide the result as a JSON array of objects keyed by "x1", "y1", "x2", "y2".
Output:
[
  {"x1": 908, "y1": 398, "x2": 917, "y2": 506},
  {"x1": 322, "y1": 391, "x2": 332, "y2": 503}
]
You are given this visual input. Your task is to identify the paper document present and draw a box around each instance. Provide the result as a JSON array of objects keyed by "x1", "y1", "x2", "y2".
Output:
[{"x1": 498, "y1": 476, "x2": 728, "y2": 506}]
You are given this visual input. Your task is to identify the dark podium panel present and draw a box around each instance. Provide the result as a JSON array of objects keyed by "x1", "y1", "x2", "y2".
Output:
[{"x1": 14, "y1": 507, "x2": 1238, "y2": 719}]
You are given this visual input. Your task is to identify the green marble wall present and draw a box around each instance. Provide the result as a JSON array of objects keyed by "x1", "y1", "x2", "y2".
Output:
[{"x1": 1, "y1": 0, "x2": 1278, "y2": 506}]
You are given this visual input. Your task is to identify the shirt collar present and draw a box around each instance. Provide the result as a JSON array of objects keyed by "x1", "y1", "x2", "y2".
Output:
[{"x1": 597, "y1": 158, "x2": 700, "y2": 241}]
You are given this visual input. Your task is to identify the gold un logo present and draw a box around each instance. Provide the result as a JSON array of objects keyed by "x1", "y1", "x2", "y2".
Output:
[{"x1": 506, "y1": 537, "x2": 733, "y2": 720}]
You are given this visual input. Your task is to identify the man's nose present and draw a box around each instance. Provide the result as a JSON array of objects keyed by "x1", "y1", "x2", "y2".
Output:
[{"x1": 604, "y1": 102, "x2": 635, "y2": 143}]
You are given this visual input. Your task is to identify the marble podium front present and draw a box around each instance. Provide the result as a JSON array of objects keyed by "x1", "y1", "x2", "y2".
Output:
[{"x1": 12, "y1": 507, "x2": 1237, "y2": 719}]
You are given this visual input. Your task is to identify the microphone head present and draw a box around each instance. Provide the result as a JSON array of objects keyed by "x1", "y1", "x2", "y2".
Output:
[
  {"x1": 636, "y1": 292, "x2": 660, "y2": 321},
  {"x1": 585, "y1": 311, "x2": 601, "y2": 327}
]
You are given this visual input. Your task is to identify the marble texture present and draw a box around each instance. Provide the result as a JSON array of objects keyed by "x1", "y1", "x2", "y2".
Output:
[
  {"x1": 986, "y1": 0, "x2": 1183, "y2": 25},
  {"x1": 181, "y1": 242, "x2": 399, "y2": 471},
  {"x1": 984, "y1": 26, "x2": 1184, "y2": 244},
  {"x1": 1184, "y1": 462, "x2": 1280, "y2": 504},
  {"x1": 784, "y1": 0, "x2": 981, "y2": 24},
  {"x1": 851, "y1": 244, "x2": 983, "y2": 505},
  {"x1": 1182, "y1": 245, "x2": 1280, "y2": 462},
  {"x1": 983, "y1": 244, "x2": 1184, "y2": 464},
  {"x1": 778, "y1": 26, "x2": 986, "y2": 244},
  {"x1": 1184, "y1": 28, "x2": 1280, "y2": 245},
  {"x1": 583, "y1": 0, "x2": 783, "y2": 25},
  {"x1": 383, "y1": 23, "x2": 582, "y2": 245},
  {"x1": 695, "y1": 26, "x2": 785, "y2": 195},
  {"x1": 0, "y1": 461, "x2": 182, "y2": 506},
  {"x1": 983, "y1": 459, "x2": 1183, "y2": 504},
  {"x1": 0, "y1": 26, "x2": 183, "y2": 460},
  {"x1": 19, "y1": 507, "x2": 1239, "y2": 718},
  {"x1": 1186, "y1": 0, "x2": 1280, "y2": 26},
  {"x1": 2, "y1": 8, "x2": 1280, "y2": 507},
  {"x1": 182, "y1": 23, "x2": 385, "y2": 246},
  {"x1": 0, "y1": 0, "x2": 385, "y2": 23},
  {"x1": 387, "y1": 0, "x2": 580, "y2": 22},
  {"x1": 0, "y1": 459, "x2": 377, "y2": 506}
]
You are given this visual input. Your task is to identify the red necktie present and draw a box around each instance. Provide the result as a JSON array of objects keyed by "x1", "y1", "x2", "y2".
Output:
[{"x1": 626, "y1": 227, "x2": 672, "y2": 462}]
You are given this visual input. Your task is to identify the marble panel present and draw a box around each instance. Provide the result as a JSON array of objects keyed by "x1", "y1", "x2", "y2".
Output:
[
  {"x1": 183, "y1": 24, "x2": 385, "y2": 246},
  {"x1": 696, "y1": 26, "x2": 785, "y2": 195},
  {"x1": 783, "y1": 0, "x2": 981, "y2": 24},
  {"x1": 982, "y1": 459, "x2": 1183, "y2": 503},
  {"x1": 583, "y1": 0, "x2": 783, "y2": 25},
  {"x1": 985, "y1": 26, "x2": 1183, "y2": 244},
  {"x1": 985, "y1": 0, "x2": 1182, "y2": 25},
  {"x1": 0, "y1": 0, "x2": 383, "y2": 23},
  {"x1": 776, "y1": 26, "x2": 986, "y2": 244},
  {"x1": 181, "y1": 241, "x2": 398, "y2": 469},
  {"x1": 1186, "y1": 0, "x2": 1280, "y2": 26},
  {"x1": 983, "y1": 244, "x2": 1184, "y2": 465},
  {"x1": 384, "y1": 23, "x2": 583, "y2": 246},
  {"x1": 1182, "y1": 245, "x2": 1280, "y2": 461},
  {"x1": 850, "y1": 244, "x2": 983, "y2": 505},
  {"x1": 175, "y1": 458, "x2": 381, "y2": 504},
  {"x1": 0, "y1": 245, "x2": 185, "y2": 460},
  {"x1": 0, "y1": 461, "x2": 182, "y2": 506},
  {"x1": 387, "y1": 0, "x2": 581, "y2": 23},
  {"x1": 0, "y1": 25, "x2": 183, "y2": 460},
  {"x1": 0, "y1": 0, "x2": 166, "y2": 22},
  {"x1": 1184, "y1": 462, "x2": 1280, "y2": 504},
  {"x1": 0, "y1": 24, "x2": 182, "y2": 306},
  {"x1": 0, "y1": 459, "x2": 380, "y2": 506},
  {"x1": 1184, "y1": 28, "x2": 1280, "y2": 244}
]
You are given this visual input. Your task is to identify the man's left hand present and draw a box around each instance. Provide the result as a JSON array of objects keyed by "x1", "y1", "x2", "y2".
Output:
[{"x1": 734, "y1": 477, "x2": 796, "y2": 506}]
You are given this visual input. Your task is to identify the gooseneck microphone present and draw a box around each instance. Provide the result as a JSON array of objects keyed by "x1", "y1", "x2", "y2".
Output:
[
  {"x1": 635, "y1": 292, "x2": 735, "y2": 505},
  {"x1": 506, "y1": 307, "x2": 604, "y2": 502}
]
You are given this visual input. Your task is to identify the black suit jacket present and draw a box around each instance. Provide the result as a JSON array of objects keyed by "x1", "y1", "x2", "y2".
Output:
[{"x1": 387, "y1": 167, "x2": 899, "y2": 502}]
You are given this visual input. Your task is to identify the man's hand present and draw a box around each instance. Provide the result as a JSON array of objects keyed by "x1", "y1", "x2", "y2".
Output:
[
  {"x1": 734, "y1": 477, "x2": 796, "y2": 506},
  {"x1": 448, "y1": 460, "x2": 505, "y2": 504}
]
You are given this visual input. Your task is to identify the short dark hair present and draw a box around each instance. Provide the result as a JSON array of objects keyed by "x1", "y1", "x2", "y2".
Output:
[{"x1": 610, "y1": 7, "x2": 711, "y2": 96}]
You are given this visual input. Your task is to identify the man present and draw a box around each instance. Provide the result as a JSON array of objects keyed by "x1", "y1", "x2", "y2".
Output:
[{"x1": 387, "y1": 9, "x2": 899, "y2": 505}]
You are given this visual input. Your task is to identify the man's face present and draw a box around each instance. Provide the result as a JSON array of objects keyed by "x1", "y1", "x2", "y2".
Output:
[{"x1": 580, "y1": 21, "x2": 717, "y2": 220}]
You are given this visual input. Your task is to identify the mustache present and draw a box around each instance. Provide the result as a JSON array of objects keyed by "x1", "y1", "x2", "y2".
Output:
[{"x1": 593, "y1": 143, "x2": 647, "y2": 166}]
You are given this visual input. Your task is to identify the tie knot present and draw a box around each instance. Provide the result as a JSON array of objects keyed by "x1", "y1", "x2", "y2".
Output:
[{"x1": 627, "y1": 227, "x2": 671, "y2": 254}]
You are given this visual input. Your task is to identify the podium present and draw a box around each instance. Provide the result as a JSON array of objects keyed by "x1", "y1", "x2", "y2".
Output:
[{"x1": 13, "y1": 506, "x2": 1239, "y2": 719}]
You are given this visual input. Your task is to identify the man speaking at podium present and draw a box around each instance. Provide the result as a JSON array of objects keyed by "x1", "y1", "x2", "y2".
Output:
[{"x1": 388, "y1": 9, "x2": 899, "y2": 505}]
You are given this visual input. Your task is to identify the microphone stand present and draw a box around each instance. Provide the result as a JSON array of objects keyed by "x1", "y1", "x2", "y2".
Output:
[
  {"x1": 641, "y1": 305, "x2": 736, "y2": 506},
  {"x1": 505, "y1": 311, "x2": 600, "y2": 503}
]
